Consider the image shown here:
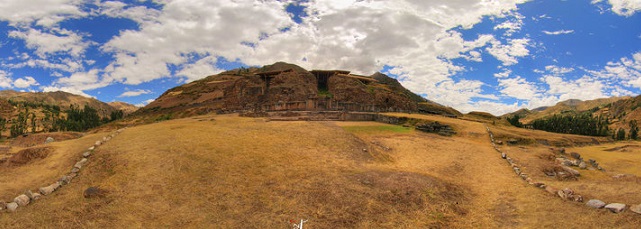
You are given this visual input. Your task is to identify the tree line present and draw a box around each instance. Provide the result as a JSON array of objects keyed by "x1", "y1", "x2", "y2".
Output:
[
  {"x1": 0, "y1": 101, "x2": 125, "y2": 138},
  {"x1": 508, "y1": 111, "x2": 639, "y2": 140}
]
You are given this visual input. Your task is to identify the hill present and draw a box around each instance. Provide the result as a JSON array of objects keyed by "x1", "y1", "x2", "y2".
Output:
[
  {"x1": 0, "y1": 90, "x2": 125, "y2": 118},
  {"x1": 503, "y1": 97, "x2": 629, "y2": 124},
  {"x1": 1, "y1": 113, "x2": 639, "y2": 227},
  {"x1": 107, "y1": 102, "x2": 138, "y2": 115},
  {"x1": 136, "y1": 62, "x2": 461, "y2": 118}
]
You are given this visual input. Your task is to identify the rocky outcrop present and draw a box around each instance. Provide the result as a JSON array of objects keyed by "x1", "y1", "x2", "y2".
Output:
[{"x1": 415, "y1": 122, "x2": 456, "y2": 136}]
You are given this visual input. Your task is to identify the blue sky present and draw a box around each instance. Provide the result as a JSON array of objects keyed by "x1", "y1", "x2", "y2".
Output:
[{"x1": 0, "y1": 0, "x2": 640, "y2": 115}]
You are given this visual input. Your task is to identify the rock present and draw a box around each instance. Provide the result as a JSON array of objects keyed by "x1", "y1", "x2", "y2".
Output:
[
  {"x1": 570, "y1": 152, "x2": 582, "y2": 160},
  {"x1": 586, "y1": 199, "x2": 606, "y2": 209},
  {"x1": 513, "y1": 167, "x2": 521, "y2": 175},
  {"x1": 557, "y1": 190, "x2": 568, "y2": 200},
  {"x1": 95, "y1": 140, "x2": 102, "y2": 146},
  {"x1": 578, "y1": 161, "x2": 587, "y2": 169},
  {"x1": 88, "y1": 146, "x2": 95, "y2": 151},
  {"x1": 552, "y1": 147, "x2": 566, "y2": 155},
  {"x1": 83, "y1": 151, "x2": 91, "y2": 157},
  {"x1": 6, "y1": 202, "x2": 18, "y2": 212},
  {"x1": 533, "y1": 182, "x2": 546, "y2": 188},
  {"x1": 45, "y1": 137, "x2": 55, "y2": 144},
  {"x1": 630, "y1": 204, "x2": 641, "y2": 214},
  {"x1": 604, "y1": 203, "x2": 626, "y2": 213},
  {"x1": 501, "y1": 153, "x2": 506, "y2": 159},
  {"x1": 74, "y1": 158, "x2": 88, "y2": 169},
  {"x1": 507, "y1": 138, "x2": 518, "y2": 145},
  {"x1": 545, "y1": 186, "x2": 558, "y2": 195},
  {"x1": 14, "y1": 194, "x2": 30, "y2": 206},
  {"x1": 562, "y1": 160, "x2": 574, "y2": 167},
  {"x1": 562, "y1": 166, "x2": 580, "y2": 177},
  {"x1": 83, "y1": 187, "x2": 107, "y2": 198},
  {"x1": 39, "y1": 186, "x2": 55, "y2": 195},
  {"x1": 415, "y1": 122, "x2": 456, "y2": 136},
  {"x1": 25, "y1": 190, "x2": 36, "y2": 200},
  {"x1": 31, "y1": 193, "x2": 42, "y2": 201},
  {"x1": 572, "y1": 195, "x2": 584, "y2": 202},
  {"x1": 588, "y1": 159, "x2": 598, "y2": 166},
  {"x1": 71, "y1": 167, "x2": 80, "y2": 173},
  {"x1": 60, "y1": 175, "x2": 72, "y2": 185}
]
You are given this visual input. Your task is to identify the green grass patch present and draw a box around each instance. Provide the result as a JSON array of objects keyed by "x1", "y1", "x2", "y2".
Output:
[{"x1": 342, "y1": 125, "x2": 412, "y2": 134}]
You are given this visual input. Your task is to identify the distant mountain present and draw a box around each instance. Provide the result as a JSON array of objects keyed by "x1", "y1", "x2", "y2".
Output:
[
  {"x1": 108, "y1": 101, "x2": 139, "y2": 115},
  {"x1": 0, "y1": 90, "x2": 121, "y2": 117},
  {"x1": 136, "y1": 62, "x2": 461, "y2": 117},
  {"x1": 503, "y1": 97, "x2": 629, "y2": 124}
]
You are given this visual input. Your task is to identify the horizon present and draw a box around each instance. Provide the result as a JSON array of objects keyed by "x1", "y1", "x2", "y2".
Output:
[{"x1": 0, "y1": 0, "x2": 640, "y2": 115}]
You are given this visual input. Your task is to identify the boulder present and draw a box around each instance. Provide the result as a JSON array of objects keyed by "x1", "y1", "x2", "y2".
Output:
[
  {"x1": 501, "y1": 153, "x2": 506, "y2": 159},
  {"x1": 45, "y1": 137, "x2": 55, "y2": 144},
  {"x1": 570, "y1": 152, "x2": 582, "y2": 160},
  {"x1": 604, "y1": 203, "x2": 626, "y2": 213},
  {"x1": 578, "y1": 161, "x2": 587, "y2": 169},
  {"x1": 83, "y1": 151, "x2": 91, "y2": 157},
  {"x1": 39, "y1": 186, "x2": 55, "y2": 195},
  {"x1": 6, "y1": 202, "x2": 18, "y2": 212},
  {"x1": 562, "y1": 166, "x2": 580, "y2": 177},
  {"x1": 74, "y1": 158, "x2": 88, "y2": 169},
  {"x1": 31, "y1": 193, "x2": 42, "y2": 201},
  {"x1": 630, "y1": 204, "x2": 641, "y2": 214},
  {"x1": 586, "y1": 199, "x2": 606, "y2": 209},
  {"x1": 14, "y1": 194, "x2": 30, "y2": 206}
]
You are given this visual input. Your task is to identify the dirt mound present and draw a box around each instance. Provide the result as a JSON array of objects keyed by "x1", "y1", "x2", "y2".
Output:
[
  {"x1": 10, "y1": 132, "x2": 83, "y2": 147},
  {"x1": 3, "y1": 147, "x2": 52, "y2": 166}
]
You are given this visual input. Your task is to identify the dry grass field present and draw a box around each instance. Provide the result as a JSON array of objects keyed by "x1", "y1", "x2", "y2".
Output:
[{"x1": 1, "y1": 113, "x2": 640, "y2": 228}]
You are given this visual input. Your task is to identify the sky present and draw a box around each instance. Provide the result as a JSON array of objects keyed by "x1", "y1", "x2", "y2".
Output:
[{"x1": 0, "y1": 0, "x2": 640, "y2": 115}]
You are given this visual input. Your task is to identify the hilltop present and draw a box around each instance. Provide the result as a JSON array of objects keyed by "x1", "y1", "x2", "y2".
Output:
[
  {"x1": 136, "y1": 62, "x2": 460, "y2": 118},
  {"x1": 503, "y1": 97, "x2": 629, "y2": 125},
  {"x1": 0, "y1": 90, "x2": 125, "y2": 118}
]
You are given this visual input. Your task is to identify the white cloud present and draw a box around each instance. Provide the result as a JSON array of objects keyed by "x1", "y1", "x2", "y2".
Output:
[
  {"x1": 542, "y1": 30, "x2": 575, "y2": 35},
  {"x1": 499, "y1": 76, "x2": 540, "y2": 100},
  {"x1": 486, "y1": 38, "x2": 531, "y2": 66},
  {"x1": 119, "y1": 89, "x2": 152, "y2": 98},
  {"x1": 0, "y1": 0, "x2": 86, "y2": 27},
  {"x1": 8, "y1": 28, "x2": 90, "y2": 58},
  {"x1": 494, "y1": 13, "x2": 524, "y2": 36},
  {"x1": 135, "y1": 99, "x2": 156, "y2": 107},
  {"x1": 586, "y1": 51, "x2": 641, "y2": 88},
  {"x1": 494, "y1": 69, "x2": 512, "y2": 78},
  {"x1": 542, "y1": 75, "x2": 606, "y2": 101},
  {"x1": 0, "y1": 70, "x2": 13, "y2": 88},
  {"x1": 592, "y1": 0, "x2": 641, "y2": 17},
  {"x1": 544, "y1": 65, "x2": 575, "y2": 75},
  {"x1": 100, "y1": 1, "x2": 161, "y2": 24},
  {"x1": 13, "y1": 76, "x2": 39, "y2": 88},
  {"x1": 176, "y1": 56, "x2": 223, "y2": 82}
]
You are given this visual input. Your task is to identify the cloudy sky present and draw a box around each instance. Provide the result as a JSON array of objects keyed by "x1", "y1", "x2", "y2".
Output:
[{"x1": 0, "y1": 0, "x2": 640, "y2": 114}]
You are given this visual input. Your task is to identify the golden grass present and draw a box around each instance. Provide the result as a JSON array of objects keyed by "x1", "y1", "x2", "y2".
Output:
[{"x1": 1, "y1": 113, "x2": 640, "y2": 228}]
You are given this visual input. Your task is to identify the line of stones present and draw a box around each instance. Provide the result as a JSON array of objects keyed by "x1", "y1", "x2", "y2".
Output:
[
  {"x1": 484, "y1": 125, "x2": 640, "y2": 214},
  {"x1": 0, "y1": 128, "x2": 127, "y2": 213}
]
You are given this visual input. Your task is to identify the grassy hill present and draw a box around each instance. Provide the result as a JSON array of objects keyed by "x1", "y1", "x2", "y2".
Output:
[{"x1": 1, "y1": 114, "x2": 639, "y2": 228}]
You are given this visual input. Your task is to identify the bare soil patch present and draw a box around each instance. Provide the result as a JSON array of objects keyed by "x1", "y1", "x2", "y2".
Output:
[
  {"x1": 10, "y1": 132, "x2": 83, "y2": 147},
  {"x1": 3, "y1": 147, "x2": 52, "y2": 167}
]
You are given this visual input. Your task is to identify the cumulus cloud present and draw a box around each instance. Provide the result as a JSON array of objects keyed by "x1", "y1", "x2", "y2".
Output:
[
  {"x1": 0, "y1": 70, "x2": 13, "y2": 88},
  {"x1": 0, "y1": 0, "x2": 86, "y2": 27},
  {"x1": 13, "y1": 76, "x2": 39, "y2": 88},
  {"x1": 586, "y1": 51, "x2": 641, "y2": 88},
  {"x1": 486, "y1": 38, "x2": 531, "y2": 66},
  {"x1": 494, "y1": 13, "x2": 525, "y2": 36},
  {"x1": 119, "y1": 89, "x2": 152, "y2": 98},
  {"x1": 592, "y1": 0, "x2": 641, "y2": 16},
  {"x1": 8, "y1": 28, "x2": 90, "y2": 58},
  {"x1": 499, "y1": 76, "x2": 540, "y2": 100}
]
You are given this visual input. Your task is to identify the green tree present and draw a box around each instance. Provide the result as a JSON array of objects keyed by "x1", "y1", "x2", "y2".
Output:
[
  {"x1": 110, "y1": 110, "x2": 124, "y2": 121},
  {"x1": 629, "y1": 120, "x2": 639, "y2": 140},
  {"x1": 0, "y1": 117, "x2": 6, "y2": 138},
  {"x1": 507, "y1": 115, "x2": 523, "y2": 128},
  {"x1": 616, "y1": 128, "x2": 626, "y2": 141}
]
